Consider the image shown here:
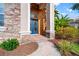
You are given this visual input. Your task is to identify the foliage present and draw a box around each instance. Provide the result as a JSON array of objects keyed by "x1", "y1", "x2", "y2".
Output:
[
  {"x1": 54, "y1": 9, "x2": 72, "y2": 32},
  {"x1": 71, "y1": 43, "x2": 79, "y2": 55},
  {"x1": 55, "y1": 27, "x2": 79, "y2": 41},
  {"x1": 71, "y1": 3, "x2": 79, "y2": 11},
  {"x1": 57, "y1": 40, "x2": 72, "y2": 55},
  {"x1": 54, "y1": 8, "x2": 59, "y2": 19},
  {"x1": 54, "y1": 4, "x2": 79, "y2": 56},
  {"x1": 55, "y1": 15, "x2": 71, "y2": 32},
  {"x1": 56, "y1": 40, "x2": 79, "y2": 56},
  {"x1": 0, "y1": 38, "x2": 19, "y2": 51}
]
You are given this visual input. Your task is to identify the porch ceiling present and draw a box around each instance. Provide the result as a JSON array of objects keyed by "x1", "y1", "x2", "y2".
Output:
[{"x1": 31, "y1": 3, "x2": 46, "y2": 12}]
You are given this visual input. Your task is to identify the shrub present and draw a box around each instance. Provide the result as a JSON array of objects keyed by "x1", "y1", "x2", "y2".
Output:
[
  {"x1": 57, "y1": 40, "x2": 72, "y2": 56},
  {"x1": 55, "y1": 40, "x2": 79, "y2": 56},
  {"x1": 71, "y1": 43, "x2": 79, "y2": 55},
  {"x1": 0, "y1": 38, "x2": 19, "y2": 51},
  {"x1": 56, "y1": 27, "x2": 79, "y2": 41}
]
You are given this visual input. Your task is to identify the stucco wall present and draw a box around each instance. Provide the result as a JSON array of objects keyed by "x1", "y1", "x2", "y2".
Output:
[
  {"x1": 0, "y1": 3, "x2": 20, "y2": 39},
  {"x1": 46, "y1": 4, "x2": 50, "y2": 31}
]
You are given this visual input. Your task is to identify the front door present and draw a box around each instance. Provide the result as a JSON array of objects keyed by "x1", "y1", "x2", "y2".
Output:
[{"x1": 30, "y1": 18, "x2": 38, "y2": 34}]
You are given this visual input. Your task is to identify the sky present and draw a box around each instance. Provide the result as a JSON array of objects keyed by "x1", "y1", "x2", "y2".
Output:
[{"x1": 55, "y1": 3, "x2": 79, "y2": 19}]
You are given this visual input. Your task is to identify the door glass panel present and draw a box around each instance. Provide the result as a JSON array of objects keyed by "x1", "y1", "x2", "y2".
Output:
[{"x1": 30, "y1": 18, "x2": 38, "y2": 34}]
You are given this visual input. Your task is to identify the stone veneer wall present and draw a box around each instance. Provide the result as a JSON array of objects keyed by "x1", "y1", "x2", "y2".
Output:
[{"x1": 0, "y1": 3, "x2": 20, "y2": 40}]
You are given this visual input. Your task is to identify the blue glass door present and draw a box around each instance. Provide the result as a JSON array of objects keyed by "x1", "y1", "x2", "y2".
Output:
[{"x1": 30, "y1": 18, "x2": 38, "y2": 34}]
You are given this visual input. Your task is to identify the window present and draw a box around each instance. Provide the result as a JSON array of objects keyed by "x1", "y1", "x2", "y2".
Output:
[
  {"x1": 0, "y1": 3, "x2": 4, "y2": 26},
  {"x1": 0, "y1": 4, "x2": 6, "y2": 31}
]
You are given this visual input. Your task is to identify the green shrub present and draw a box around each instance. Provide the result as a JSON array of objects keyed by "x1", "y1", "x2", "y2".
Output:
[
  {"x1": 56, "y1": 27, "x2": 79, "y2": 41},
  {"x1": 0, "y1": 38, "x2": 19, "y2": 51},
  {"x1": 71, "y1": 43, "x2": 79, "y2": 55}
]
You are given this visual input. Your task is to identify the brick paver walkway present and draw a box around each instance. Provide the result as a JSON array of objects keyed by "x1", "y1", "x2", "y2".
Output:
[
  {"x1": 22, "y1": 34, "x2": 61, "y2": 56},
  {"x1": 29, "y1": 39, "x2": 61, "y2": 56}
]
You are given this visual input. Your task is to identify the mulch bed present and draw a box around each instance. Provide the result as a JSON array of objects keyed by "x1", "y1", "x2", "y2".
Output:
[{"x1": 0, "y1": 42, "x2": 38, "y2": 56}]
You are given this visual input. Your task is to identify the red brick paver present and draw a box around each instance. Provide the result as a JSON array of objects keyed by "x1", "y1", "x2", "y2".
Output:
[{"x1": 0, "y1": 42, "x2": 38, "y2": 56}]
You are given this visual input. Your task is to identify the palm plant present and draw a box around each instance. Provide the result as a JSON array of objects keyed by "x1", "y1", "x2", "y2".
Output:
[
  {"x1": 54, "y1": 9, "x2": 72, "y2": 39},
  {"x1": 55, "y1": 14, "x2": 71, "y2": 32}
]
